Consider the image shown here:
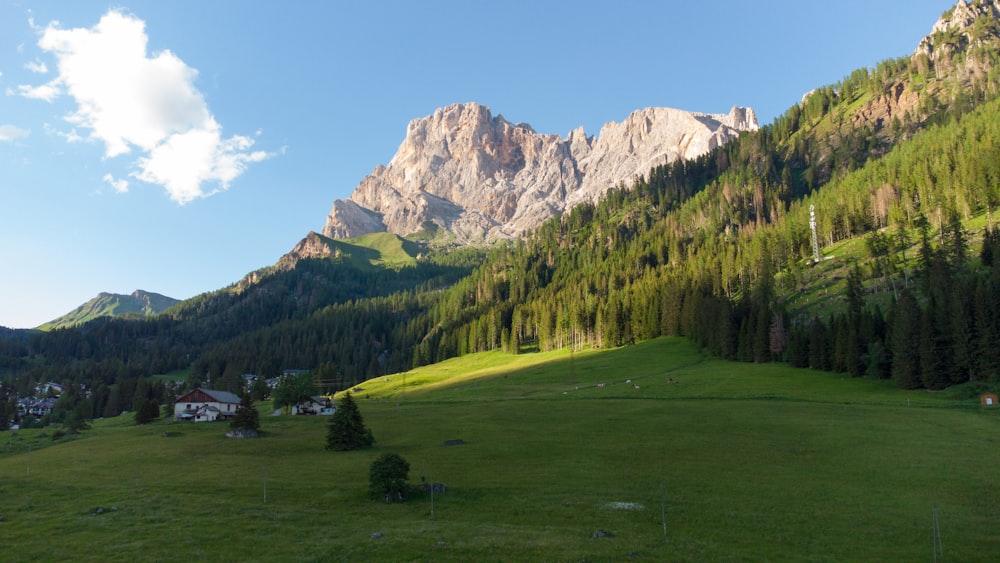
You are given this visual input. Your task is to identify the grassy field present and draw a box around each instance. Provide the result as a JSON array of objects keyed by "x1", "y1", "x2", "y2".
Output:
[{"x1": 2, "y1": 337, "x2": 998, "y2": 561}]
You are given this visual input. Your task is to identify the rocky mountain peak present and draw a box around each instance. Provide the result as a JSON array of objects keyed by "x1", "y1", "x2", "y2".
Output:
[
  {"x1": 322, "y1": 101, "x2": 757, "y2": 244},
  {"x1": 914, "y1": 0, "x2": 1000, "y2": 63}
]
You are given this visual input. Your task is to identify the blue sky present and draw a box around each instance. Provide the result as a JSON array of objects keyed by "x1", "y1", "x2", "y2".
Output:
[{"x1": 0, "y1": 0, "x2": 952, "y2": 328}]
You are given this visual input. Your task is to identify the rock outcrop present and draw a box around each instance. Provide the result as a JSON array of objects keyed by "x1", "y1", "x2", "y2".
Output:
[
  {"x1": 322, "y1": 102, "x2": 757, "y2": 243},
  {"x1": 913, "y1": 0, "x2": 1000, "y2": 80},
  {"x1": 846, "y1": 0, "x2": 1000, "y2": 142}
]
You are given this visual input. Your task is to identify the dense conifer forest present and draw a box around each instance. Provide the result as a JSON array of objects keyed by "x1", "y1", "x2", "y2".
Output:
[{"x1": 3, "y1": 3, "x2": 1000, "y2": 427}]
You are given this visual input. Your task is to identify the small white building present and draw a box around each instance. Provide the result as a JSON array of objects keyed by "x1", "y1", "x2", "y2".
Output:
[
  {"x1": 292, "y1": 396, "x2": 335, "y2": 416},
  {"x1": 174, "y1": 388, "x2": 242, "y2": 422}
]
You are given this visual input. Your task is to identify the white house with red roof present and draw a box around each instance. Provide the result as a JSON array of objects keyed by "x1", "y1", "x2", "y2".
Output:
[{"x1": 173, "y1": 388, "x2": 242, "y2": 422}]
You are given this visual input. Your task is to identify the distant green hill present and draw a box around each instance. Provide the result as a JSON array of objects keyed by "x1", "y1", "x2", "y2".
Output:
[{"x1": 37, "y1": 290, "x2": 179, "y2": 331}]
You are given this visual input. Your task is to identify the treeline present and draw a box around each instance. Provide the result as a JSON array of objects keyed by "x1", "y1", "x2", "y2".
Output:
[
  {"x1": 0, "y1": 249, "x2": 480, "y2": 421},
  {"x1": 4, "y1": 22, "x2": 1000, "y2": 427},
  {"x1": 786, "y1": 220, "x2": 1000, "y2": 389}
]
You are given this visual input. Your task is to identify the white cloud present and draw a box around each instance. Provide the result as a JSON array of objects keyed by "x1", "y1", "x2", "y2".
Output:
[
  {"x1": 0, "y1": 124, "x2": 30, "y2": 142},
  {"x1": 22, "y1": 9, "x2": 271, "y2": 204},
  {"x1": 25, "y1": 60, "x2": 48, "y2": 73},
  {"x1": 18, "y1": 82, "x2": 60, "y2": 101},
  {"x1": 102, "y1": 173, "x2": 129, "y2": 193},
  {"x1": 42, "y1": 122, "x2": 82, "y2": 143}
]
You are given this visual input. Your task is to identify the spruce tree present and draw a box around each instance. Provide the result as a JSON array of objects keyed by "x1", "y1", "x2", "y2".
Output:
[
  {"x1": 134, "y1": 398, "x2": 160, "y2": 425},
  {"x1": 326, "y1": 392, "x2": 374, "y2": 451},
  {"x1": 890, "y1": 290, "x2": 923, "y2": 389},
  {"x1": 230, "y1": 391, "x2": 260, "y2": 432}
]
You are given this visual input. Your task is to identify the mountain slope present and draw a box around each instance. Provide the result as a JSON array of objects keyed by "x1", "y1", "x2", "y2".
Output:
[
  {"x1": 38, "y1": 290, "x2": 179, "y2": 331},
  {"x1": 4, "y1": 1, "x2": 1000, "y2": 405},
  {"x1": 375, "y1": 0, "x2": 1000, "y2": 378},
  {"x1": 322, "y1": 102, "x2": 757, "y2": 243}
]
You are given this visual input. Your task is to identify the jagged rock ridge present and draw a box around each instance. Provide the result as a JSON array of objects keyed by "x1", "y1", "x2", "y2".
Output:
[
  {"x1": 914, "y1": 0, "x2": 1000, "y2": 82},
  {"x1": 323, "y1": 102, "x2": 758, "y2": 243}
]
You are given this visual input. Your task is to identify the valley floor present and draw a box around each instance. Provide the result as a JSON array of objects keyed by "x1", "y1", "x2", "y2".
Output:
[{"x1": 2, "y1": 338, "x2": 997, "y2": 561}]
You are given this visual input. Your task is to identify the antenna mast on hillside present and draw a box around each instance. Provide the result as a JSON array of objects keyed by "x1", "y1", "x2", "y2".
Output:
[{"x1": 809, "y1": 204, "x2": 821, "y2": 264}]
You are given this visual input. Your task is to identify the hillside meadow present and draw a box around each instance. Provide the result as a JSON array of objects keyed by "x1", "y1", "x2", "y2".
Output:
[{"x1": 2, "y1": 337, "x2": 998, "y2": 561}]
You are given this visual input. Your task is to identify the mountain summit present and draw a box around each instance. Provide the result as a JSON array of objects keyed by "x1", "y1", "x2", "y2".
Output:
[
  {"x1": 915, "y1": 0, "x2": 1000, "y2": 80},
  {"x1": 322, "y1": 102, "x2": 757, "y2": 244},
  {"x1": 38, "y1": 290, "x2": 179, "y2": 330}
]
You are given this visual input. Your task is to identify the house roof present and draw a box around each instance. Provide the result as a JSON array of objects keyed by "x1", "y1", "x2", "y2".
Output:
[
  {"x1": 176, "y1": 388, "x2": 241, "y2": 405},
  {"x1": 201, "y1": 389, "x2": 241, "y2": 404}
]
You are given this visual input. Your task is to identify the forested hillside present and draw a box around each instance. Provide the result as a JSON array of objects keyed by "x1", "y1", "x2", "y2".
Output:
[{"x1": 2, "y1": 1, "x2": 1000, "y2": 427}]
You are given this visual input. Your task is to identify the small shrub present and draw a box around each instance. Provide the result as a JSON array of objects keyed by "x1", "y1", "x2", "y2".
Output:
[{"x1": 369, "y1": 453, "x2": 410, "y2": 502}]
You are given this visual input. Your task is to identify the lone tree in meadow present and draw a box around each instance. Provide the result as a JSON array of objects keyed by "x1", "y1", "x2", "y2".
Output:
[
  {"x1": 369, "y1": 453, "x2": 410, "y2": 502},
  {"x1": 134, "y1": 398, "x2": 160, "y2": 425},
  {"x1": 272, "y1": 371, "x2": 316, "y2": 413},
  {"x1": 230, "y1": 391, "x2": 260, "y2": 433},
  {"x1": 326, "y1": 392, "x2": 373, "y2": 451}
]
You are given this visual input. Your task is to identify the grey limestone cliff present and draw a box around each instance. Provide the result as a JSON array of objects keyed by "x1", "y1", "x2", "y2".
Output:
[{"x1": 323, "y1": 102, "x2": 758, "y2": 243}]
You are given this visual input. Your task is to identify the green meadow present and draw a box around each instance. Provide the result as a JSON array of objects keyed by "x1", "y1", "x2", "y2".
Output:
[{"x1": 2, "y1": 337, "x2": 998, "y2": 561}]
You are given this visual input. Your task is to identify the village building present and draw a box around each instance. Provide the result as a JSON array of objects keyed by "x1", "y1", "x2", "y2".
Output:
[
  {"x1": 292, "y1": 396, "x2": 336, "y2": 416},
  {"x1": 37, "y1": 382, "x2": 64, "y2": 396},
  {"x1": 173, "y1": 388, "x2": 242, "y2": 422},
  {"x1": 28, "y1": 397, "x2": 58, "y2": 417}
]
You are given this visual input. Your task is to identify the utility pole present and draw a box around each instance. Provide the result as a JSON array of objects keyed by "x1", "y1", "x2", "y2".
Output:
[
  {"x1": 660, "y1": 481, "x2": 667, "y2": 541},
  {"x1": 932, "y1": 505, "x2": 943, "y2": 562}
]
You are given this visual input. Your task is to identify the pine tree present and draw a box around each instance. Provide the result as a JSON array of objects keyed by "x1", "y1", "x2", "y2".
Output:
[
  {"x1": 326, "y1": 392, "x2": 374, "y2": 451},
  {"x1": 890, "y1": 290, "x2": 922, "y2": 389},
  {"x1": 230, "y1": 391, "x2": 260, "y2": 432},
  {"x1": 134, "y1": 398, "x2": 160, "y2": 425},
  {"x1": 919, "y1": 309, "x2": 949, "y2": 390}
]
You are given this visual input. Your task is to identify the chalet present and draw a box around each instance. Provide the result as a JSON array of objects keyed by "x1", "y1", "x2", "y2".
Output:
[
  {"x1": 174, "y1": 388, "x2": 242, "y2": 422},
  {"x1": 293, "y1": 396, "x2": 335, "y2": 416}
]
